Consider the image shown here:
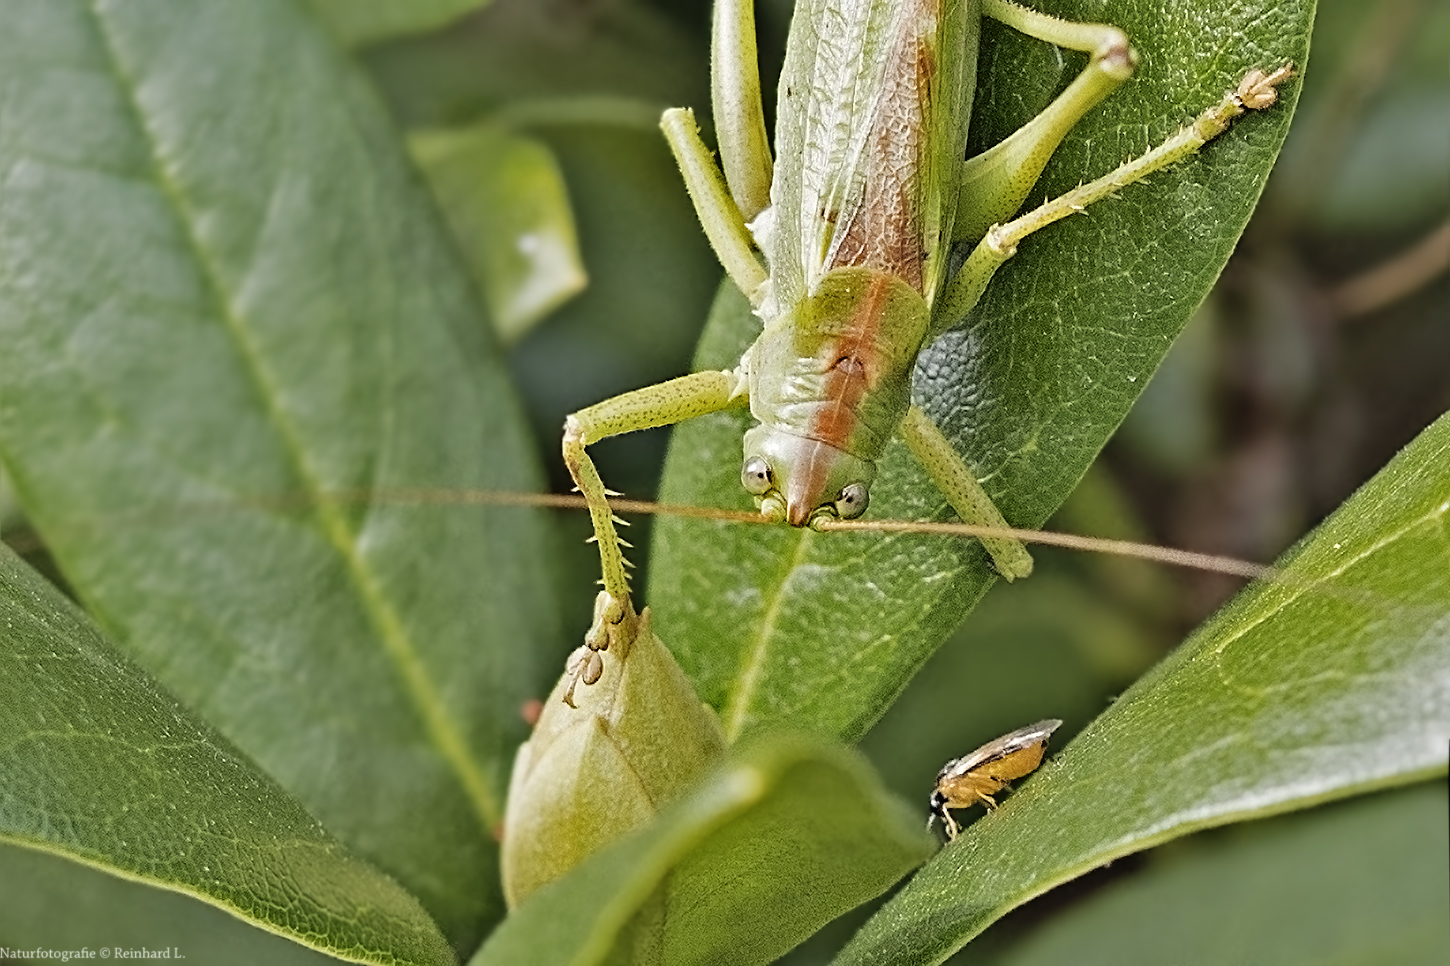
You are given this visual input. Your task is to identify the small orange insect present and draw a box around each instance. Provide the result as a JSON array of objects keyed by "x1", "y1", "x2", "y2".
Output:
[{"x1": 928, "y1": 719, "x2": 1063, "y2": 840}]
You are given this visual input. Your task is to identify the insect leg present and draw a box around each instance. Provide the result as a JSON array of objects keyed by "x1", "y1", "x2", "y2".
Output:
[
  {"x1": 711, "y1": 0, "x2": 773, "y2": 222},
  {"x1": 661, "y1": 108, "x2": 769, "y2": 305},
  {"x1": 899, "y1": 405, "x2": 1034, "y2": 581},
  {"x1": 563, "y1": 370, "x2": 747, "y2": 673},
  {"x1": 936, "y1": 66, "x2": 1294, "y2": 331},
  {"x1": 952, "y1": 1, "x2": 1136, "y2": 246}
]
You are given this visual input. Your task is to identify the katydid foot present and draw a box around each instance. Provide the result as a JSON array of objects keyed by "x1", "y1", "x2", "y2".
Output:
[{"x1": 562, "y1": 590, "x2": 639, "y2": 707}]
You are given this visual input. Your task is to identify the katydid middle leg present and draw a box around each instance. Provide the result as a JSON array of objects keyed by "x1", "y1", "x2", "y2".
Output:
[{"x1": 899, "y1": 405, "x2": 1035, "y2": 579}]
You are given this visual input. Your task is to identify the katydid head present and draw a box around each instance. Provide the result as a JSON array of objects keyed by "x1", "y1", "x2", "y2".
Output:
[{"x1": 741, "y1": 425, "x2": 876, "y2": 528}]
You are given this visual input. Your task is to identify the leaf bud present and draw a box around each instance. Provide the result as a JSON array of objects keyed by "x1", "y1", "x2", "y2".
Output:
[{"x1": 501, "y1": 603, "x2": 726, "y2": 907}]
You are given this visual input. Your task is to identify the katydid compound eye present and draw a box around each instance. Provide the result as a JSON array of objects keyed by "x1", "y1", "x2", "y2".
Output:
[
  {"x1": 836, "y1": 482, "x2": 869, "y2": 519},
  {"x1": 742, "y1": 457, "x2": 773, "y2": 495}
]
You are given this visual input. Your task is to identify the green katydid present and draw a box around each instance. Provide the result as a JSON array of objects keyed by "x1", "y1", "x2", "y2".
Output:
[{"x1": 560, "y1": 0, "x2": 1291, "y2": 693}]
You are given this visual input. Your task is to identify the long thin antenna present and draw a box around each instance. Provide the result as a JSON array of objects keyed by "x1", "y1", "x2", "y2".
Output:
[
  {"x1": 817, "y1": 518, "x2": 1272, "y2": 580},
  {"x1": 2, "y1": 487, "x2": 1272, "y2": 582}
]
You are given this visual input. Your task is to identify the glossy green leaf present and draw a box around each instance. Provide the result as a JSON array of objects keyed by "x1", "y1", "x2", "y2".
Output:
[
  {"x1": 0, "y1": 0, "x2": 560, "y2": 949},
  {"x1": 0, "y1": 545, "x2": 453, "y2": 966},
  {"x1": 836, "y1": 410, "x2": 1450, "y2": 965},
  {"x1": 651, "y1": 0, "x2": 1315, "y2": 742},
  {"x1": 984, "y1": 783, "x2": 1450, "y2": 966},
  {"x1": 307, "y1": 0, "x2": 492, "y2": 48},
  {"x1": 0, "y1": 843, "x2": 348, "y2": 966},
  {"x1": 474, "y1": 734, "x2": 933, "y2": 966},
  {"x1": 410, "y1": 122, "x2": 587, "y2": 345}
]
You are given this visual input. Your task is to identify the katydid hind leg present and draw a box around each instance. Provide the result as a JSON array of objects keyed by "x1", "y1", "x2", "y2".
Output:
[
  {"x1": 711, "y1": 0, "x2": 773, "y2": 222},
  {"x1": 955, "y1": 1, "x2": 1136, "y2": 246},
  {"x1": 935, "y1": 64, "x2": 1294, "y2": 334}
]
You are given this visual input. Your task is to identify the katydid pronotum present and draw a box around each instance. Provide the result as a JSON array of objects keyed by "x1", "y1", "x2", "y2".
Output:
[{"x1": 559, "y1": 0, "x2": 1292, "y2": 698}]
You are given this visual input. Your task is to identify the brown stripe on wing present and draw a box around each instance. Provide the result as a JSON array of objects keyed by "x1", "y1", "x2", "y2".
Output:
[{"x1": 826, "y1": 0, "x2": 935, "y2": 293}]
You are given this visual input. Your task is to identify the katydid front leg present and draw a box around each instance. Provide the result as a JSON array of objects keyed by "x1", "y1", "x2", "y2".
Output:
[{"x1": 561, "y1": 369, "x2": 744, "y2": 700}]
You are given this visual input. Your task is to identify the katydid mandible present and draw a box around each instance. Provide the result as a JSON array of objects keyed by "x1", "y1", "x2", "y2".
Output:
[{"x1": 561, "y1": 0, "x2": 1291, "y2": 693}]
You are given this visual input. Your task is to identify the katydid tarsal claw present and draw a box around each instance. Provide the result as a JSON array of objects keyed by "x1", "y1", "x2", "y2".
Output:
[{"x1": 561, "y1": 0, "x2": 1292, "y2": 693}]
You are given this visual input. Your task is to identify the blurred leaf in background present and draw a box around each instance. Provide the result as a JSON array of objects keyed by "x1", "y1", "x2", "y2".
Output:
[
  {"x1": 367, "y1": 0, "x2": 724, "y2": 593},
  {"x1": 410, "y1": 122, "x2": 588, "y2": 346},
  {"x1": 307, "y1": 0, "x2": 496, "y2": 47}
]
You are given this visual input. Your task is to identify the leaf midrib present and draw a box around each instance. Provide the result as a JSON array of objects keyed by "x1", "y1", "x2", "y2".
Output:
[
  {"x1": 84, "y1": 0, "x2": 498, "y2": 828},
  {"x1": 721, "y1": 528, "x2": 815, "y2": 741}
]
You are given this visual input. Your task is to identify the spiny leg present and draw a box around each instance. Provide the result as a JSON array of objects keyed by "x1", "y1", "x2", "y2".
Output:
[
  {"x1": 560, "y1": 0, "x2": 766, "y2": 704},
  {"x1": 953, "y1": 0, "x2": 1137, "y2": 247},
  {"x1": 937, "y1": 65, "x2": 1295, "y2": 330},
  {"x1": 900, "y1": 405, "x2": 1034, "y2": 580},
  {"x1": 562, "y1": 369, "x2": 746, "y2": 700}
]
